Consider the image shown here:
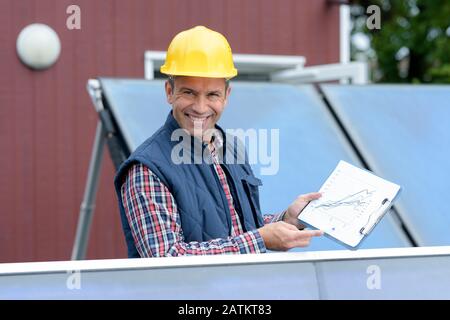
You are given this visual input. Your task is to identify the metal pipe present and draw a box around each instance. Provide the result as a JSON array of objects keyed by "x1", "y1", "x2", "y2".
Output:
[{"x1": 71, "y1": 121, "x2": 105, "y2": 260}]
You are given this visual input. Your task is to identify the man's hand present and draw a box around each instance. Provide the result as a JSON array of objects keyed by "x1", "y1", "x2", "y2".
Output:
[
  {"x1": 283, "y1": 192, "x2": 322, "y2": 229},
  {"x1": 258, "y1": 221, "x2": 323, "y2": 251}
]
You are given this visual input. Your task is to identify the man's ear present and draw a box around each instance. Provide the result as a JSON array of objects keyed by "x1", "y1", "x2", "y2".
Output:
[
  {"x1": 223, "y1": 85, "x2": 232, "y2": 105},
  {"x1": 165, "y1": 80, "x2": 174, "y2": 104},
  {"x1": 226, "y1": 85, "x2": 231, "y2": 96}
]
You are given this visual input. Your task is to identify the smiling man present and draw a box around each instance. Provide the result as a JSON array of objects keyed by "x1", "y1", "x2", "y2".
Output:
[
  {"x1": 114, "y1": 26, "x2": 323, "y2": 258},
  {"x1": 167, "y1": 75, "x2": 228, "y2": 138}
]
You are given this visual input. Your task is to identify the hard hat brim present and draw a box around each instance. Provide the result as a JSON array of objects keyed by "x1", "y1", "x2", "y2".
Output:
[{"x1": 160, "y1": 68, "x2": 238, "y2": 79}]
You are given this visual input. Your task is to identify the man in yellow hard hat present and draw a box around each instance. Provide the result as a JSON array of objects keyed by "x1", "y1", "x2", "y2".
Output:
[{"x1": 114, "y1": 26, "x2": 323, "y2": 258}]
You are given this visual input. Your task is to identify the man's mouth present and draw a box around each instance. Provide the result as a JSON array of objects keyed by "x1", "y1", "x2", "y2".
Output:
[{"x1": 185, "y1": 113, "x2": 213, "y2": 127}]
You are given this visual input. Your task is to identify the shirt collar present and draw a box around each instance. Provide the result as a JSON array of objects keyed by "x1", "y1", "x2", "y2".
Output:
[{"x1": 209, "y1": 131, "x2": 223, "y2": 151}]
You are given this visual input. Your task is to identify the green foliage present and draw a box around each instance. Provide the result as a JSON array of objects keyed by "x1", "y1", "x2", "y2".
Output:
[{"x1": 351, "y1": 0, "x2": 450, "y2": 83}]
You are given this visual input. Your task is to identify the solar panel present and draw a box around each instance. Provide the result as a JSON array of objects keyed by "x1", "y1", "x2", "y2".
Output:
[
  {"x1": 100, "y1": 78, "x2": 170, "y2": 151},
  {"x1": 2, "y1": 248, "x2": 450, "y2": 299},
  {"x1": 0, "y1": 261, "x2": 319, "y2": 299},
  {"x1": 315, "y1": 254, "x2": 450, "y2": 299},
  {"x1": 321, "y1": 85, "x2": 450, "y2": 246},
  {"x1": 99, "y1": 78, "x2": 410, "y2": 250}
]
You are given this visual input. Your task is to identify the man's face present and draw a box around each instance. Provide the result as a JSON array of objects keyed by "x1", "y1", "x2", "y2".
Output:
[{"x1": 165, "y1": 76, "x2": 231, "y2": 139}]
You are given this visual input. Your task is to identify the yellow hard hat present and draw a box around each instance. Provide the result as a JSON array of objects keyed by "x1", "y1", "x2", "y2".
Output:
[{"x1": 160, "y1": 26, "x2": 238, "y2": 79}]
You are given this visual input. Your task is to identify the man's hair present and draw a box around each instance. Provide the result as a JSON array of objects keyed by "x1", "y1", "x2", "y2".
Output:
[{"x1": 168, "y1": 76, "x2": 230, "y2": 92}]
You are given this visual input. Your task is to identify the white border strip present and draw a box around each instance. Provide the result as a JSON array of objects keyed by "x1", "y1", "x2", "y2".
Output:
[
  {"x1": 144, "y1": 51, "x2": 306, "y2": 80},
  {"x1": 340, "y1": 4, "x2": 350, "y2": 64},
  {"x1": 1, "y1": 246, "x2": 450, "y2": 276}
]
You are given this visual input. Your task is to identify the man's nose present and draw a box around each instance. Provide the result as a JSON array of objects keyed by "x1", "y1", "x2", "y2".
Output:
[{"x1": 191, "y1": 95, "x2": 209, "y2": 114}]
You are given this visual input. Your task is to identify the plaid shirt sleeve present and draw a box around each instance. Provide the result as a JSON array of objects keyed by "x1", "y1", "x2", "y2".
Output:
[
  {"x1": 120, "y1": 163, "x2": 267, "y2": 257},
  {"x1": 263, "y1": 212, "x2": 284, "y2": 224}
]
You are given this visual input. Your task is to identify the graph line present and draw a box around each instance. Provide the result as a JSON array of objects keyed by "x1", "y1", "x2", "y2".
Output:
[{"x1": 314, "y1": 189, "x2": 375, "y2": 210}]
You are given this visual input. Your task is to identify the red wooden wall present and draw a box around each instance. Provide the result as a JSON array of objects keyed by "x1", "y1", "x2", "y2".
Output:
[{"x1": 0, "y1": 0, "x2": 340, "y2": 262}]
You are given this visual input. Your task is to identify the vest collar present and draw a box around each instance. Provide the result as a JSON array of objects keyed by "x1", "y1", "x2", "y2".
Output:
[{"x1": 164, "y1": 111, "x2": 233, "y2": 164}]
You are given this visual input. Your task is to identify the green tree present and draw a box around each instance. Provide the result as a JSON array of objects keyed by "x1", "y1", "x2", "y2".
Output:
[{"x1": 351, "y1": 0, "x2": 450, "y2": 83}]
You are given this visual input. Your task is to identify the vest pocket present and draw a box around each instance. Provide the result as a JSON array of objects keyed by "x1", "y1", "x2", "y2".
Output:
[{"x1": 241, "y1": 175, "x2": 264, "y2": 227}]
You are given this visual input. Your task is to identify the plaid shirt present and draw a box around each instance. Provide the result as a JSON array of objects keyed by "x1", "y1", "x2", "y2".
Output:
[{"x1": 120, "y1": 136, "x2": 283, "y2": 257}]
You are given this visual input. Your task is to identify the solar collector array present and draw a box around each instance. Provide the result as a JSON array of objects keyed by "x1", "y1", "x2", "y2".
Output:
[{"x1": 100, "y1": 78, "x2": 411, "y2": 251}]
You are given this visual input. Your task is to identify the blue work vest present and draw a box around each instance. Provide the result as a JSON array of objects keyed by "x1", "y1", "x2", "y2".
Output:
[{"x1": 114, "y1": 111, "x2": 265, "y2": 257}]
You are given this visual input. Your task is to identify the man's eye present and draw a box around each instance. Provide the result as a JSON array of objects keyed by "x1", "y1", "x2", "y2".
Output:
[
  {"x1": 183, "y1": 90, "x2": 194, "y2": 95},
  {"x1": 208, "y1": 93, "x2": 219, "y2": 97}
]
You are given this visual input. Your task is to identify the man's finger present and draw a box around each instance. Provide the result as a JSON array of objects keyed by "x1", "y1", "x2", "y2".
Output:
[
  {"x1": 298, "y1": 192, "x2": 322, "y2": 202},
  {"x1": 300, "y1": 229, "x2": 324, "y2": 238}
]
